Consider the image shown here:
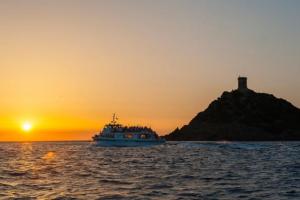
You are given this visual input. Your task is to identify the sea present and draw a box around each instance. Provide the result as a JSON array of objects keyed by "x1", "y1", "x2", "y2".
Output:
[{"x1": 0, "y1": 142, "x2": 299, "y2": 200}]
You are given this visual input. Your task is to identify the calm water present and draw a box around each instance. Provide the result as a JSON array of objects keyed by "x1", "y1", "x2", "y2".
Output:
[{"x1": 0, "y1": 142, "x2": 299, "y2": 200}]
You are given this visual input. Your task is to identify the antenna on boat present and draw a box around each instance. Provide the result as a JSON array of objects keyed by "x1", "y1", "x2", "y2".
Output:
[{"x1": 111, "y1": 113, "x2": 118, "y2": 125}]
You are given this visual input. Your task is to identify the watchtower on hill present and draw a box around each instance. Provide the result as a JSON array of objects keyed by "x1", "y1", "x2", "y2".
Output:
[{"x1": 238, "y1": 76, "x2": 248, "y2": 91}]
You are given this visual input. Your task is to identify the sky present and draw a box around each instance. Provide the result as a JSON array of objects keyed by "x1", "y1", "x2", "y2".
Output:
[{"x1": 0, "y1": 0, "x2": 300, "y2": 141}]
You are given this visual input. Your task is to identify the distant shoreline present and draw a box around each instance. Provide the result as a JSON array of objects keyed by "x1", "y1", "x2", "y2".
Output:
[
  {"x1": 1, "y1": 140, "x2": 300, "y2": 143},
  {"x1": 0, "y1": 140, "x2": 91, "y2": 143}
]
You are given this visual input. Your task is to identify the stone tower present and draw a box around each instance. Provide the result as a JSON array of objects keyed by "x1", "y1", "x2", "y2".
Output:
[{"x1": 238, "y1": 76, "x2": 248, "y2": 91}]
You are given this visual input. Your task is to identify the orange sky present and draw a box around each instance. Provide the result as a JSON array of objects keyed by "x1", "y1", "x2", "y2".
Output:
[{"x1": 1, "y1": 1, "x2": 300, "y2": 141}]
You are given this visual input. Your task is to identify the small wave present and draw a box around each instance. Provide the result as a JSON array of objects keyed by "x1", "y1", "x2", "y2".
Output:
[
  {"x1": 99, "y1": 179, "x2": 132, "y2": 185},
  {"x1": 181, "y1": 175, "x2": 196, "y2": 180},
  {"x1": 6, "y1": 171, "x2": 28, "y2": 177},
  {"x1": 0, "y1": 182, "x2": 15, "y2": 190},
  {"x1": 75, "y1": 172, "x2": 91, "y2": 177},
  {"x1": 147, "y1": 183, "x2": 173, "y2": 189},
  {"x1": 53, "y1": 196, "x2": 79, "y2": 200},
  {"x1": 96, "y1": 194, "x2": 129, "y2": 200},
  {"x1": 178, "y1": 192, "x2": 201, "y2": 197}
]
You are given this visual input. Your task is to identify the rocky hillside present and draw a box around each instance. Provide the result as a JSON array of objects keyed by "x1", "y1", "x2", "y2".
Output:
[{"x1": 165, "y1": 89, "x2": 300, "y2": 141}]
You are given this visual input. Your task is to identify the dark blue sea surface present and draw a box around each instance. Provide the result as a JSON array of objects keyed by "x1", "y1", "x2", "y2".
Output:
[{"x1": 0, "y1": 142, "x2": 299, "y2": 199}]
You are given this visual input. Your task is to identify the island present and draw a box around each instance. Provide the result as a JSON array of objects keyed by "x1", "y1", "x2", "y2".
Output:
[{"x1": 165, "y1": 77, "x2": 300, "y2": 141}]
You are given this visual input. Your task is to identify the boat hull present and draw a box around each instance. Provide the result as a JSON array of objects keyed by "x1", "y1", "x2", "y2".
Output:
[{"x1": 95, "y1": 138, "x2": 165, "y2": 147}]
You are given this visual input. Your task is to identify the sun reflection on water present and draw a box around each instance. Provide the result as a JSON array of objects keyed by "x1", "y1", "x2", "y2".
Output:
[{"x1": 42, "y1": 151, "x2": 56, "y2": 160}]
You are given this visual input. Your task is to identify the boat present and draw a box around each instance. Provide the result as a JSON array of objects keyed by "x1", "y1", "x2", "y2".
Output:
[{"x1": 93, "y1": 114, "x2": 166, "y2": 147}]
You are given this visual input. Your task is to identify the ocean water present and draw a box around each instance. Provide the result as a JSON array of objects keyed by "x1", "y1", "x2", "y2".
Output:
[{"x1": 0, "y1": 142, "x2": 299, "y2": 200}]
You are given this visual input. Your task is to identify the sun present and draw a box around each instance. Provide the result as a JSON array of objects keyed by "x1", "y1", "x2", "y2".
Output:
[{"x1": 22, "y1": 122, "x2": 32, "y2": 132}]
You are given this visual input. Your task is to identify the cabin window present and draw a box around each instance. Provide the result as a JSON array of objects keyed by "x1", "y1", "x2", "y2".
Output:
[
  {"x1": 124, "y1": 133, "x2": 133, "y2": 139},
  {"x1": 140, "y1": 134, "x2": 147, "y2": 139},
  {"x1": 104, "y1": 133, "x2": 114, "y2": 138}
]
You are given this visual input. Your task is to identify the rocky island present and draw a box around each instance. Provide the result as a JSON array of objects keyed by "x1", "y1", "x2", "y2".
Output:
[{"x1": 165, "y1": 77, "x2": 300, "y2": 141}]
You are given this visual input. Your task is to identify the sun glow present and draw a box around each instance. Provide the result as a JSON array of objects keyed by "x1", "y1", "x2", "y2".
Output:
[{"x1": 22, "y1": 122, "x2": 32, "y2": 132}]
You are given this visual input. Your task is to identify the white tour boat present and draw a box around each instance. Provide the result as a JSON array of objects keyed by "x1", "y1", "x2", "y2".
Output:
[{"x1": 92, "y1": 114, "x2": 166, "y2": 147}]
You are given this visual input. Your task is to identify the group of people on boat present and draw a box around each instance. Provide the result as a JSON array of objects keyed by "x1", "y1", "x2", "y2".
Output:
[{"x1": 106, "y1": 124, "x2": 155, "y2": 133}]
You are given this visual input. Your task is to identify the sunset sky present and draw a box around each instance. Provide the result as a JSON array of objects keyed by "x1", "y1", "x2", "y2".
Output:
[{"x1": 0, "y1": 0, "x2": 300, "y2": 141}]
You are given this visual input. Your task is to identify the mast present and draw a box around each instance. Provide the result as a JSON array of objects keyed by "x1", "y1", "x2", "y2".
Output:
[{"x1": 111, "y1": 113, "x2": 118, "y2": 125}]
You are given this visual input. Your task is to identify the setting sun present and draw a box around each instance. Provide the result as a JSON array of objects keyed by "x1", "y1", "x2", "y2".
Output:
[{"x1": 22, "y1": 122, "x2": 32, "y2": 132}]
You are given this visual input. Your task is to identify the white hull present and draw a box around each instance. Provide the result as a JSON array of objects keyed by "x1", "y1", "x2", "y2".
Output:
[{"x1": 95, "y1": 139, "x2": 165, "y2": 147}]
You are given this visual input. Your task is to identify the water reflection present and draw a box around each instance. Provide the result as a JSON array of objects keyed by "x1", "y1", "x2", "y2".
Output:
[{"x1": 42, "y1": 151, "x2": 56, "y2": 160}]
